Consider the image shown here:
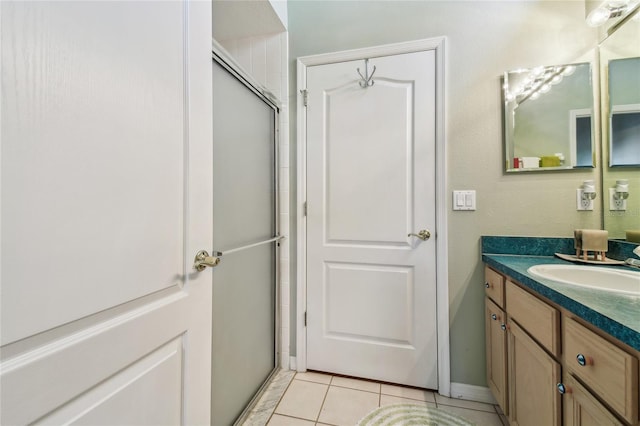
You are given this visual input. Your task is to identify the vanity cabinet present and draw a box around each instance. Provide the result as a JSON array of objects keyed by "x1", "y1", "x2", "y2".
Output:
[
  {"x1": 485, "y1": 297, "x2": 508, "y2": 412},
  {"x1": 563, "y1": 373, "x2": 623, "y2": 426},
  {"x1": 484, "y1": 265, "x2": 640, "y2": 426},
  {"x1": 564, "y1": 316, "x2": 638, "y2": 424},
  {"x1": 508, "y1": 319, "x2": 561, "y2": 426}
]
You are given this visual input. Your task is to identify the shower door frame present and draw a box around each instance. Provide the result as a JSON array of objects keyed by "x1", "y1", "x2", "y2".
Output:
[{"x1": 211, "y1": 42, "x2": 282, "y2": 424}]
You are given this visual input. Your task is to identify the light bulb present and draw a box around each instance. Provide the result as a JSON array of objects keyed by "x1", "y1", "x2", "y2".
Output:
[
  {"x1": 550, "y1": 74, "x2": 563, "y2": 85},
  {"x1": 586, "y1": 6, "x2": 611, "y2": 27},
  {"x1": 531, "y1": 66, "x2": 545, "y2": 78}
]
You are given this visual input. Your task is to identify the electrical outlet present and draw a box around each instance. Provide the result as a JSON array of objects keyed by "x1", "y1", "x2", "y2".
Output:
[
  {"x1": 576, "y1": 189, "x2": 594, "y2": 211},
  {"x1": 609, "y1": 188, "x2": 627, "y2": 211}
]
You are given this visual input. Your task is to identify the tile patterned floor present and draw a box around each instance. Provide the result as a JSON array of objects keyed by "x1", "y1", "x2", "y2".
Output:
[{"x1": 264, "y1": 371, "x2": 508, "y2": 426}]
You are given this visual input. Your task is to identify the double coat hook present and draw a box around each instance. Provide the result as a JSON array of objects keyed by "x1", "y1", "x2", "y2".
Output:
[{"x1": 357, "y1": 58, "x2": 376, "y2": 88}]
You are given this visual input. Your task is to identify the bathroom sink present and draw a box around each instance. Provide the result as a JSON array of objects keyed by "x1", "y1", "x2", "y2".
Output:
[{"x1": 527, "y1": 264, "x2": 640, "y2": 295}]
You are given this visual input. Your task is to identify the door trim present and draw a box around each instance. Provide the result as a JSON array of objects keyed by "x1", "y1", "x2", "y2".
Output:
[{"x1": 295, "y1": 37, "x2": 450, "y2": 396}]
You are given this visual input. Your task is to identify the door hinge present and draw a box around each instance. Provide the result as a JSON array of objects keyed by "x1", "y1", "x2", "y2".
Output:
[
  {"x1": 304, "y1": 311, "x2": 307, "y2": 327},
  {"x1": 303, "y1": 201, "x2": 307, "y2": 217},
  {"x1": 300, "y1": 89, "x2": 308, "y2": 107}
]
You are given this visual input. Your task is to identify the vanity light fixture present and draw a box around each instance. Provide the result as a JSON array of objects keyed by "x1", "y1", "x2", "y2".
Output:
[
  {"x1": 577, "y1": 180, "x2": 597, "y2": 211},
  {"x1": 586, "y1": 0, "x2": 637, "y2": 26},
  {"x1": 507, "y1": 65, "x2": 576, "y2": 106}
]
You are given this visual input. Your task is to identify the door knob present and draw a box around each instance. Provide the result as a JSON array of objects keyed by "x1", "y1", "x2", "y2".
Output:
[
  {"x1": 193, "y1": 250, "x2": 221, "y2": 271},
  {"x1": 408, "y1": 230, "x2": 431, "y2": 241}
]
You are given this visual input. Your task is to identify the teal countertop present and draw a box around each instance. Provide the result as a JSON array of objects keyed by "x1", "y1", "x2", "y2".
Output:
[{"x1": 482, "y1": 253, "x2": 640, "y2": 351}]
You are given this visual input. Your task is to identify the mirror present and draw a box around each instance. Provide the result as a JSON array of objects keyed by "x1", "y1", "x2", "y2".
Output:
[
  {"x1": 600, "y1": 9, "x2": 640, "y2": 240},
  {"x1": 503, "y1": 62, "x2": 596, "y2": 172},
  {"x1": 608, "y1": 57, "x2": 640, "y2": 166}
]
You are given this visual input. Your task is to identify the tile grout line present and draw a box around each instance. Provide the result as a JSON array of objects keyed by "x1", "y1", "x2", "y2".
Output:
[
  {"x1": 314, "y1": 375, "x2": 333, "y2": 424},
  {"x1": 263, "y1": 371, "x2": 297, "y2": 425}
]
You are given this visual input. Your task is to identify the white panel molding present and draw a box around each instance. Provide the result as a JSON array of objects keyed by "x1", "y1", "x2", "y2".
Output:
[
  {"x1": 296, "y1": 37, "x2": 449, "y2": 395},
  {"x1": 0, "y1": 292, "x2": 190, "y2": 425},
  {"x1": 449, "y1": 383, "x2": 498, "y2": 405},
  {"x1": 37, "y1": 338, "x2": 183, "y2": 425}
]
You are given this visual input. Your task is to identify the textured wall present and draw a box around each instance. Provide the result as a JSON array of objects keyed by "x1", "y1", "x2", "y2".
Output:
[{"x1": 287, "y1": 0, "x2": 602, "y2": 388}]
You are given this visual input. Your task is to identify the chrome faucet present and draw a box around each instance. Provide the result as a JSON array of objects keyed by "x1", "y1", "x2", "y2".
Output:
[{"x1": 625, "y1": 246, "x2": 640, "y2": 268}]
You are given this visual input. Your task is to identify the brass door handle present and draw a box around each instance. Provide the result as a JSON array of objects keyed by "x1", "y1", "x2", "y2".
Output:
[
  {"x1": 408, "y1": 230, "x2": 431, "y2": 241},
  {"x1": 193, "y1": 250, "x2": 221, "y2": 271}
]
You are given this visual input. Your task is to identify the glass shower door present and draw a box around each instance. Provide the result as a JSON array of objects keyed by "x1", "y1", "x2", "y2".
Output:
[{"x1": 211, "y1": 58, "x2": 279, "y2": 426}]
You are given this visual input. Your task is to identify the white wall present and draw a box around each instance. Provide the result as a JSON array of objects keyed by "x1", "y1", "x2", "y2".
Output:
[{"x1": 287, "y1": 0, "x2": 600, "y2": 387}]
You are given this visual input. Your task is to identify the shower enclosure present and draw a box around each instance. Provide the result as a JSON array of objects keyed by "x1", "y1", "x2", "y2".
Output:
[{"x1": 211, "y1": 53, "x2": 280, "y2": 425}]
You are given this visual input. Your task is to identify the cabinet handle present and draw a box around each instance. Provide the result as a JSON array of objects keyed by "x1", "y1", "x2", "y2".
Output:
[
  {"x1": 576, "y1": 354, "x2": 592, "y2": 366},
  {"x1": 501, "y1": 323, "x2": 507, "y2": 331},
  {"x1": 556, "y1": 383, "x2": 571, "y2": 394},
  {"x1": 485, "y1": 282, "x2": 490, "y2": 288},
  {"x1": 491, "y1": 313, "x2": 497, "y2": 320}
]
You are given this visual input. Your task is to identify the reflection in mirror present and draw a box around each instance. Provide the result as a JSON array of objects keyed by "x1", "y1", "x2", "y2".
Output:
[
  {"x1": 608, "y1": 57, "x2": 640, "y2": 166},
  {"x1": 503, "y1": 63, "x2": 595, "y2": 172},
  {"x1": 600, "y1": 9, "x2": 640, "y2": 240}
]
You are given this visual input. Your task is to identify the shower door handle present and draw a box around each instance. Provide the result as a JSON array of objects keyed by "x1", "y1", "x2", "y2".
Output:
[{"x1": 193, "y1": 250, "x2": 221, "y2": 271}]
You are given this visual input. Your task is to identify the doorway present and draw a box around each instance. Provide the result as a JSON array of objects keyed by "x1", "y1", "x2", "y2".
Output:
[
  {"x1": 296, "y1": 38, "x2": 450, "y2": 393},
  {"x1": 211, "y1": 52, "x2": 281, "y2": 425}
]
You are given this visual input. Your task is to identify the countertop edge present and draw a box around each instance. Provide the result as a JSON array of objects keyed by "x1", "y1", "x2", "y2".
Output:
[{"x1": 482, "y1": 254, "x2": 640, "y2": 352}]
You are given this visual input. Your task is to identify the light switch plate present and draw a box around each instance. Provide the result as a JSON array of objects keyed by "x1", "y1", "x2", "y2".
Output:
[{"x1": 453, "y1": 190, "x2": 476, "y2": 211}]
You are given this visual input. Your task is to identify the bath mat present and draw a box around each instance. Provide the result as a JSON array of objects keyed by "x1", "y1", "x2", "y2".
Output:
[{"x1": 357, "y1": 403, "x2": 474, "y2": 426}]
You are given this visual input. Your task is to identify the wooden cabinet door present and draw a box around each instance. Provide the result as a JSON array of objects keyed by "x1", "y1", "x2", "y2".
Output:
[
  {"x1": 562, "y1": 374, "x2": 623, "y2": 426},
  {"x1": 486, "y1": 298, "x2": 508, "y2": 414},
  {"x1": 508, "y1": 321, "x2": 561, "y2": 426}
]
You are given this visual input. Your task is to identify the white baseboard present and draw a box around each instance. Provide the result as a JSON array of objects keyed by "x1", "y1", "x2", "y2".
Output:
[{"x1": 449, "y1": 382, "x2": 497, "y2": 405}]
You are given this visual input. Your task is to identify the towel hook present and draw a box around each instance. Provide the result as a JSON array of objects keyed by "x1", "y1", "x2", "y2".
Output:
[{"x1": 357, "y1": 58, "x2": 376, "y2": 88}]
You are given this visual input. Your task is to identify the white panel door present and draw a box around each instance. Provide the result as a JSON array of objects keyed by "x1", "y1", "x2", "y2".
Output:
[
  {"x1": 306, "y1": 50, "x2": 438, "y2": 389},
  {"x1": 1, "y1": 1, "x2": 213, "y2": 424}
]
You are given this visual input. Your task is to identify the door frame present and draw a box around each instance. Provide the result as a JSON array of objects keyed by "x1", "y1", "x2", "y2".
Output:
[{"x1": 295, "y1": 37, "x2": 450, "y2": 396}]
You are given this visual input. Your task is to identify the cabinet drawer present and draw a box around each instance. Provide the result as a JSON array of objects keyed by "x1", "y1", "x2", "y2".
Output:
[
  {"x1": 564, "y1": 316, "x2": 638, "y2": 424},
  {"x1": 506, "y1": 280, "x2": 560, "y2": 356},
  {"x1": 484, "y1": 266, "x2": 504, "y2": 307},
  {"x1": 562, "y1": 373, "x2": 623, "y2": 426}
]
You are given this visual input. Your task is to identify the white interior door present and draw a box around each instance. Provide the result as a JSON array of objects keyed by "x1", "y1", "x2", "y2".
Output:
[
  {"x1": 1, "y1": 2, "x2": 213, "y2": 424},
  {"x1": 305, "y1": 50, "x2": 438, "y2": 389}
]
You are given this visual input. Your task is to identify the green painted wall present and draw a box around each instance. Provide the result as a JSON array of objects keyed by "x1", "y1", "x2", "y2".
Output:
[{"x1": 287, "y1": 1, "x2": 600, "y2": 387}]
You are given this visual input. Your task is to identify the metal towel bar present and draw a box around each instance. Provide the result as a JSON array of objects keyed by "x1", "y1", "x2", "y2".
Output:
[
  {"x1": 214, "y1": 235, "x2": 284, "y2": 257},
  {"x1": 193, "y1": 235, "x2": 284, "y2": 271}
]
